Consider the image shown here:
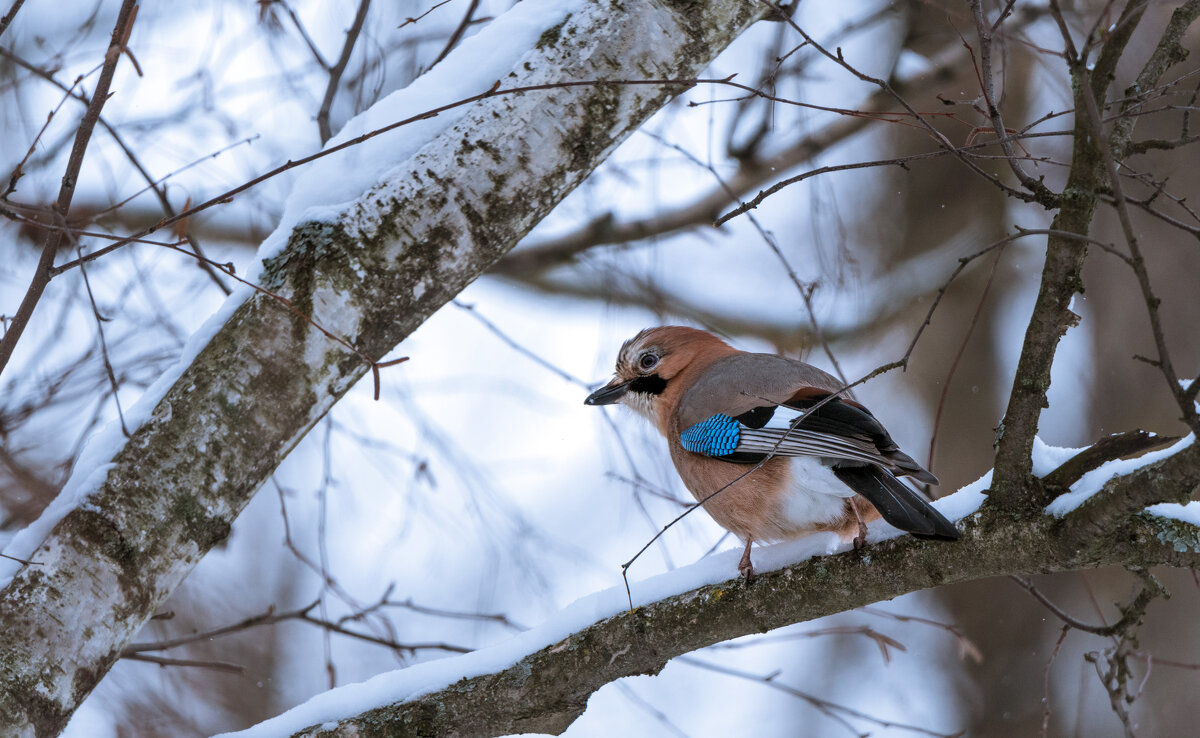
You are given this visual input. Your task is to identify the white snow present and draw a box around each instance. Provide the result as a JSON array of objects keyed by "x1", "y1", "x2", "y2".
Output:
[
  {"x1": 1145, "y1": 502, "x2": 1200, "y2": 528},
  {"x1": 1030, "y1": 436, "x2": 1086, "y2": 477},
  {"x1": 1045, "y1": 433, "x2": 1195, "y2": 517},
  {"x1": 0, "y1": 283, "x2": 254, "y2": 588},
  {"x1": 248, "y1": 0, "x2": 586, "y2": 276},
  {"x1": 217, "y1": 480, "x2": 988, "y2": 738},
  {"x1": 934, "y1": 469, "x2": 991, "y2": 522}
]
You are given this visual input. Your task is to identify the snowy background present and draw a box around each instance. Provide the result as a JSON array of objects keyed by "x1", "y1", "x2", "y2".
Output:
[{"x1": 2, "y1": 1, "x2": 1199, "y2": 736}]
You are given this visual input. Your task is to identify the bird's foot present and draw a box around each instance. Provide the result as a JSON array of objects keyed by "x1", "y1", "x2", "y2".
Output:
[
  {"x1": 738, "y1": 560, "x2": 756, "y2": 583},
  {"x1": 738, "y1": 539, "x2": 756, "y2": 583},
  {"x1": 853, "y1": 519, "x2": 869, "y2": 550},
  {"x1": 851, "y1": 502, "x2": 869, "y2": 550}
]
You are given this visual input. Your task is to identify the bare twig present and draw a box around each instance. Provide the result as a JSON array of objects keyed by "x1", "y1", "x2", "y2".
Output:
[
  {"x1": 124, "y1": 598, "x2": 472, "y2": 657},
  {"x1": 122, "y1": 653, "x2": 245, "y2": 673},
  {"x1": 4, "y1": 72, "x2": 87, "y2": 199},
  {"x1": 399, "y1": 0, "x2": 453, "y2": 29},
  {"x1": 1010, "y1": 571, "x2": 1164, "y2": 638},
  {"x1": 679, "y1": 656, "x2": 959, "y2": 737},
  {"x1": 1041, "y1": 625, "x2": 1071, "y2": 737},
  {"x1": 1075, "y1": 51, "x2": 1199, "y2": 432},
  {"x1": 76, "y1": 254, "x2": 130, "y2": 437},
  {"x1": 0, "y1": 0, "x2": 139, "y2": 380},
  {"x1": 431, "y1": 0, "x2": 480, "y2": 67},
  {"x1": 969, "y1": 0, "x2": 1060, "y2": 202},
  {"x1": 926, "y1": 243, "x2": 1006, "y2": 477},
  {"x1": 0, "y1": 0, "x2": 25, "y2": 40},
  {"x1": 453, "y1": 300, "x2": 589, "y2": 387},
  {"x1": 277, "y1": 0, "x2": 330, "y2": 67},
  {"x1": 317, "y1": 0, "x2": 372, "y2": 144}
]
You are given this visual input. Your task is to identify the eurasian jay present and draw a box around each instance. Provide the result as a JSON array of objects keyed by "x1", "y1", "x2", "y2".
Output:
[{"x1": 585, "y1": 326, "x2": 958, "y2": 579}]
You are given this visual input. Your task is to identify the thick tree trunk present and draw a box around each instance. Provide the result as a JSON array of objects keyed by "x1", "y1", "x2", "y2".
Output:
[{"x1": 0, "y1": 2, "x2": 769, "y2": 735}]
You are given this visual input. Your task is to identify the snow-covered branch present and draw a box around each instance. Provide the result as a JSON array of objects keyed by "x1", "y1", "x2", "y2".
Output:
[
  {"x1": 0, "y1": 1, "x2": 768, "y2": 734},
  {"x1": 218, "y1": 436, "x2": 1200, "y2": 738}
]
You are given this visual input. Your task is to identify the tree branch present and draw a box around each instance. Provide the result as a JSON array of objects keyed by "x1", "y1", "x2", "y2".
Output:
[
  {"x1": 0, "y1": 2, "x2": 771, "y2": 734},
  {"x1": 248, "y1": 442, "x2": 1200, "y2": 738},
  {"x1": 0, "y1": 0, "x2": 139, "y2": 379},
  {"x1": 0, "y1": 0, "x2": 25, "y2": 41},
  {"x1": 316, "y1": 0, "x2": 372, "y2": 144},
  {"x1": 491, "y1": 25, "x2": 997, "y2": 278},
  {"x1": 989, "y1": 2, "x2": 1200, "y2": 510}
]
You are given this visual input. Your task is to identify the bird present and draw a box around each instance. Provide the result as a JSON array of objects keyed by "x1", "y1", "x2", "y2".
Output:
[{"x1": 585, "y1": 326, "x2": 958, "y2": 579}]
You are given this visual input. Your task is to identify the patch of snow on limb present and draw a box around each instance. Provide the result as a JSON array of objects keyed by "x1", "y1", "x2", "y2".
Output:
[
  {"x1": 250, "y1": 0, "x2": 587, "y2": 274},
  {"x1": 1145, "y1": 501, "x2": 1200, "y2": 528},
  {"x1": 1045, "y1": 434, "x2": 1195, "y2": 517},
  {"x1": 936, "y1": 468, "x2": 992, "y2": 522},
  {"x1": 217, "y1": 475, "x2": 993, "y2": 737},
  {"x1": 1031, "y1": 436, "x2": 1086, "y2": 477}
]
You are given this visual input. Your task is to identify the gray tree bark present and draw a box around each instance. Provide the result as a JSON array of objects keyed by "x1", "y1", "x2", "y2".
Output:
[{"x1": 0, "y1": 2, "x2": 769, "y2": 735}]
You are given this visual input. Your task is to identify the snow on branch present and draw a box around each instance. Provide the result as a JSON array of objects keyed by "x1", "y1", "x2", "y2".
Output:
[
  {"x1": 0, "y1": 1, "x2": 770, "y2": 734},
  {"x1": 221, "y1": 439, "x2": 1200, "y2": 738}
]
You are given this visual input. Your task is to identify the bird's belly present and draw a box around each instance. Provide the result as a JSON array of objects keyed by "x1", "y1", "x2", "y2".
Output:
[{"x1": 768, "y1": 457, "x2": 854, "y2": 540}]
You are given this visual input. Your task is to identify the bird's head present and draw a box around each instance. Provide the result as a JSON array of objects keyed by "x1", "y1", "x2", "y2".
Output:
[{"x1": 585, "y1": 326, "x2": 734, "y2": 425}]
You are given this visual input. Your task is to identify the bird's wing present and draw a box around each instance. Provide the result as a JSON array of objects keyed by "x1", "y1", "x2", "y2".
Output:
[
  {"x1": 675, "y1": 353, "x2": 845, "y2": 427},
  {"x1": 676, "y1": 354, "x2": 937, "y2": 485}
]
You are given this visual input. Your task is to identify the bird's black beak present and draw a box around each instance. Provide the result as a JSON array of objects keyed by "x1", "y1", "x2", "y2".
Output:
[{"x1": 584, "y1": 379, "x2": 630, "y2": 406}]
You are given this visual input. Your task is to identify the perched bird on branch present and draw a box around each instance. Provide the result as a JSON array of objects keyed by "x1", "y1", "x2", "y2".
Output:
[{"x1": 585, "y1": 326, "x2": 958, "y2": 579}]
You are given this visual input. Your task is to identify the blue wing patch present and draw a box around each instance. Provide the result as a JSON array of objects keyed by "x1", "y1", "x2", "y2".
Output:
[{"x1": 680, "y1": 414, "x2": 741, "y2": 456}]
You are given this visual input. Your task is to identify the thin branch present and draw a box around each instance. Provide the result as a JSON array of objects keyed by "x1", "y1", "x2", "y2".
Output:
[
  {"x1": 49, "y1": 76, "x2": 753, "y2": 275},
  {"x1": 121, "y1": 653, "x2": 245, "y2": 673},
  {"x1": 0, "y1": 0, "x2": 139, "y2": 380},
  {"x1": 969, "y1": 0, "x2": 1060, "y2": 201},
  {"x1": 1076, "y1": 51, "x2": 1199, "y2": 431},
  {"x1": 926, "y1": 243, "x2": 1006, "y2": 478},
  {"x1": 77, "y1": 254, "x2": 130, "y2": 437},
  {"x1": 0, "y1": 0, "x2": 25, "y2": 40},
  {"x1": 399, "y1": 0, "x2": 453, "y2": 30},
  {"x1": 317, "y1": 0, "x2": 372, "y2": 144},
  {"x1": 679, "y1": 656, "x2": 957, "y2": 737},
  {"x1": 1041, "y1": 625, "x2": 1071, "y2": 737},
  {"x1": 1009, "y1": 575, "x2": 1159, "y2": 637},
  {"x1": 278, "y1": 0, "x2": 330, "y2": 68},
  {"x1": 4, "y1": 72, "x2": 87, "y2": 199},
  {"x1": 124, "y1": 599, "x2": 472, "y2": 656},
  {"x1": 452, "y1": 300, "x2": 589, "y2": 387},
  {"x1": 381, "y1": 597, "x2": 527, "y2": 632},
  {"x1": 431, "y1": 0, "x2": 480, "y2": 67}
]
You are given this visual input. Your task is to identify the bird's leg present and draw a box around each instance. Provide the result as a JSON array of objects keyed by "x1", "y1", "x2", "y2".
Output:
[
  {"x1": 738, "y1": 538, "x2": 755, "y2": 582},
  {"x1": 851, "y1": 502, "x2": 868, "y2": 550}
]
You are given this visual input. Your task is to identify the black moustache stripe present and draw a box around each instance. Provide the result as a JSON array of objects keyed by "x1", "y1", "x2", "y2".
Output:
[{"x1": 628, "y1": 374, "x2": 666, "y2": 395}]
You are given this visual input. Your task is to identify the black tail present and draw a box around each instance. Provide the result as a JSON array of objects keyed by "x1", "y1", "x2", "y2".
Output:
[{"x1": 833, "y1": 465, "x2": 959, "y2": 540}]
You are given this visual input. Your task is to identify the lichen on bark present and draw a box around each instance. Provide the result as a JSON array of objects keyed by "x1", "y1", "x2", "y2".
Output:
[{"x1": 0, "y1": 1, "x2": 774, "y2": 735}]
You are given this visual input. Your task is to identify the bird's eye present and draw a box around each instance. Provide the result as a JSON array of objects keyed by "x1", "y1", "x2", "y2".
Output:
[{"x1": 638, "y1": 353, "x2": 659, "y2": 372}]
